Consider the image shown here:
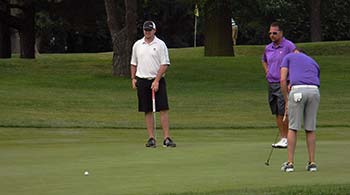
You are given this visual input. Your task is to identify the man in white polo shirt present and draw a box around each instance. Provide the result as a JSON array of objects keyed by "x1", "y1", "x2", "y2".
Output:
[{"x1": 130, "y1": 21, "x2": 176, "y2": 148}]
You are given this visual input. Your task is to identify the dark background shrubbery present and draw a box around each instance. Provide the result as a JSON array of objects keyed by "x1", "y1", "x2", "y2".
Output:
[{"x1": 34, "y1": 0, "x2": 350, "y2": 53}]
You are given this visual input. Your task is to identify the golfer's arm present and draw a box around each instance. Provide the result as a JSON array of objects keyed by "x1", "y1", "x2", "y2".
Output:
[
  {"x1": 130, "y1": 64, "x2": 137, "y2": 79},
  {"x1": 154, "y1": 64, "x2": 168, "y2": 82},
  {"x1": 280, "y1": 67, "x2": 289, "y2": 103},
  {"x1": 262, "y1": 61, "x2": 268, "y2": 75}
]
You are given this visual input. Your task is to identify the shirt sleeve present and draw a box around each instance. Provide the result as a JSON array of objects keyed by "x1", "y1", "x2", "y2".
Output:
[
  {"x1": 280, "y1": 54, "x2": 290, "y2": 68},
  {"x1": 262, "y1": 46, "x2": 268, "y2": 62},
  {"x1": 159, "y1": 42, "x2": 170, "y2": 65},
  {"x1": 130, "y1": 42, "x2": 138, "y2": 66},
  {"x1": 262, "y1": 51, "x2": 267, "y2": 62}
]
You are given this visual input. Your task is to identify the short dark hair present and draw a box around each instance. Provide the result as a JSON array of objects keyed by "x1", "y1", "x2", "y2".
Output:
[{"x1": 270, "y1": 22, "x2": 283, "y2": 31}]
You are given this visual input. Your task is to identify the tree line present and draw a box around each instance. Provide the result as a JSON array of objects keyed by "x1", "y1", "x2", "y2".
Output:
[{"x1": 1, "y1": 0, "x2": 349, "y2": 75}]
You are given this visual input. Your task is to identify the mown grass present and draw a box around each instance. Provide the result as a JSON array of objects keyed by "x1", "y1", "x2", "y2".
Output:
[
  {"x1": 1, "y1": 42, "x2": 349, "y2": 129},
  {"x1": 0, "y1": 41, "x2": 349, "y2": 195},
  {"x1": 0, "y1": 128, "x2": 349, "y2": 195}
]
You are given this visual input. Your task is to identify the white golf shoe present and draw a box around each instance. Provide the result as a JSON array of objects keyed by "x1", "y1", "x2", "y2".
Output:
[{"x1": 272, "y1": 138, "x2": 288, "y2": 148}]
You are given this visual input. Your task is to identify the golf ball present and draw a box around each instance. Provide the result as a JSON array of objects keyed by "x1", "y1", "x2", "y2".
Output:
[{"x1": 84, "y1": 171, "x2": 89, "y2": 176}]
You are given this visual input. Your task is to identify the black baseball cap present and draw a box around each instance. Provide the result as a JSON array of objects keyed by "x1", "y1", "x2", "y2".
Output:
[{"x1": 143, "y1": 21, "x2": 156, "y2": 30}]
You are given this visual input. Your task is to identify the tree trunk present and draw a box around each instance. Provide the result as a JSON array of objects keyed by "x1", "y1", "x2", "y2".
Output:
[
  {"x1": 204, "y1": 0, "x2": 233, "y2": 56},
  {"x1": 0, "y1": 0, "x2": 11, "y2": 58},
  {"x1": 104, "y1": 0, "x2": 137, "y2": 77},
  {"x1": 1, "y1": 0, "x2": 36, "y2": 58},
  {"x1": 0, "y1": 13, "x2": 12, "y2": 58},
  {"x1": 111, "y1": 28, "x2": 128, "y2": 76},
  {"x1": 125, "y1": 0, "x2": 137, "y2": 59},
  {"x1": 19, "y1": 0, "x2": 35, "y2": 58},
  {"x1": 310, "y1": 0, "x2": 322, "y2": 42},
  {"x1": 11, "y1": 30, "x2": 20, "y2": 53},
  {"x1": 9, "y1": 0, "x2": 21, "y2": 53}
]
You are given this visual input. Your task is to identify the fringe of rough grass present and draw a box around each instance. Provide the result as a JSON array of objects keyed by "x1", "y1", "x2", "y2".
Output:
[
  {"x1": 1, "y1": 124, "x2": 350, "y2": 130},
  {"x1": 162, "y1": 184, "x2": 350, "y2": 195}
]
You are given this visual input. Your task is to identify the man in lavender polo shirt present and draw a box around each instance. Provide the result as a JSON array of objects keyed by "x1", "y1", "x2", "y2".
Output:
[
  {"x1": 262, "y1": 22, "x2": 296, "y2": 148},
  {"x1": 280, "y1": 48, "x2": 320, "y2": 172}
]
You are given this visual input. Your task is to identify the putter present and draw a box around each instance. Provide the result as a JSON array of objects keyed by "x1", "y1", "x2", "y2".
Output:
[
  {"x1": 152, "y1": 89, "x2": 156, "y2": 141},
  {"x1": 282, "y1": 111, "x2": 287, "y2": 122},
  {"x1": 265, "y1": 129, "x2": 280, "y2": 166}
]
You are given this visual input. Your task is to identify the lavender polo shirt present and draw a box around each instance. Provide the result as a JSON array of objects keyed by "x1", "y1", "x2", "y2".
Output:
[
  {"x1": 262, "y1": 38, "x2": 296, "y2": 83},
  {"x1": 281, "y1": 53, "x2": 320, "y2": 87}
]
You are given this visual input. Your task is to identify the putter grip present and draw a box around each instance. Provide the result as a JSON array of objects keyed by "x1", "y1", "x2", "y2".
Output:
[
  {"x1": 283, "y1": 113, "x2": 287, "y2": 122},
  {"x1": 152, "y1": 89, "x2": 156, "y2": 112}
]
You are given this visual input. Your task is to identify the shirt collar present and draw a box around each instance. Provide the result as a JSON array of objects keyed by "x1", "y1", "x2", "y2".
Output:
[
  {"x1": 142, "y1": 36, "x2": 158, "y2": 45},
  {"x1": 272, "y1": 37, "x2": 286, "y2": 48}
]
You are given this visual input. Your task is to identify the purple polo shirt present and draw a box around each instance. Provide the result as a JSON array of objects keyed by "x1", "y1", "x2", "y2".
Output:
[
  {"x1": 281, "y1": 53, "x2": 320, "y2": 87},
  {"x1": 262, "y1": 38, "x2": 296, "y2": 83}
]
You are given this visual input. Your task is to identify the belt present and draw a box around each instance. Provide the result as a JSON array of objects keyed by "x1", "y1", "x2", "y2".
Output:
[
  {"x1": 136, "y1": 77, "x2": 155, "y2": 80},
  {"x1": 291, "y1": 85, "x2": 318, "y2": 90}
]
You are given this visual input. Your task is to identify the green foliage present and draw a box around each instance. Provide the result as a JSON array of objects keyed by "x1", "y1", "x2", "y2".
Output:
[
  {"x1": 263, "y1": 0, "x2": 310, "y2": 42},
  {"x1": 28, "y1": 0, "x2": 350, "y2": 52},
  {"x1": 34, "y1": 0, "x2": 111, "y2": 53},
  {"x1": 229, "y1": 0, "x2": 267, "y2": 44},
  {"x1": 142, "y1": 0, "x2": 195, "y2": 48},
  {"x1": 35, "y1": 7, "x2": 67, "y2": 53},
  {"x1": 231, "y1": 0, "x2": 350, "y2": 45},
  {"x1": 321, "y1": 0, "x2": 350, "y2": 41}
]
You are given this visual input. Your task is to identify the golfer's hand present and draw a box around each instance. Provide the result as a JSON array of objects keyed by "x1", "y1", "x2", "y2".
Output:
[
  {"x1": 265, "y1": 71, "x2": 268, "y2": 78},
  {"x1": 288, "y1": 84, "x2": 291, "y2": 93},
  {"x1": 283, "y1": 111, "x2": 288, "y2": 122},
  {"x1": 283, "y1": 105, "x2": 288, "y2": 122},
  {"x1": 131, "y1": 78, "x2": 137, "y2": 89},
  {"x1": 151, "y1": 81, "x2": 159, "y2": 92}
]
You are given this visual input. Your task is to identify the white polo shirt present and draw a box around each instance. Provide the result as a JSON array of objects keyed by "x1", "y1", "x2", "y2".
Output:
[{"x1": 130, "y1": 36, "x2": 170, "y2": 78}]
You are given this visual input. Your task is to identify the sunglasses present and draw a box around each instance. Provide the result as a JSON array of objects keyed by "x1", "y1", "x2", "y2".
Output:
[
  {"x1": 144, "y1": 29, "x2": 153, "y2": 32},
  {"x1": 268, "y1": 31, "x2": 279, "y2": 35}
]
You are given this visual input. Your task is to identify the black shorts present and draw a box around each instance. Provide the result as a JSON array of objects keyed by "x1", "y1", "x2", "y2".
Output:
[
  {"x1": 136, "y1": 77, "x2": 169, "y2": 112},
  {"x1": 268, "y1": 83, "x2": 285, "y2": 116}
]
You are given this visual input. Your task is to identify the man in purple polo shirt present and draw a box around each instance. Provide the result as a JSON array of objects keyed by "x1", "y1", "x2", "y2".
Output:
[
  {"x1": 280, "y1": 48, "x2": 320, "y2": 172},
  {"x1": 262, "y1": 22, "x2": 296, "y2": 148}
]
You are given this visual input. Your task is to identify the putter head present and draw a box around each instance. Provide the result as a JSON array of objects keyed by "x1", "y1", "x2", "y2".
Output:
[{"x1": 265, "y1": 161, "x2": 270, "y2": 166}]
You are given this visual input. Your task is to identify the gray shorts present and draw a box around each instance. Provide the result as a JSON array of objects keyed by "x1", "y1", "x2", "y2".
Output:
[
  {"x1": 288, "y1": 86, "x2": 320, "y2": 131},
  {"x1": 268, "y1": 83, "x2": 285, "y2": 116}
]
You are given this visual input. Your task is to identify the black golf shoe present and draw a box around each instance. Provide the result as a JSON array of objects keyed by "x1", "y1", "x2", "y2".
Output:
[
  {"x1": 281, "y1": 162, "x2": 294, "y2": 172},
  {"x1": 145, "y1": 137, "x2": 156, "y2": 148},
  {"x1": 163, "y1": 137, "x2": 176, "y2": 147},
  {"x1": 306, "y1": 162, "x2": 317, "y2": 172}
]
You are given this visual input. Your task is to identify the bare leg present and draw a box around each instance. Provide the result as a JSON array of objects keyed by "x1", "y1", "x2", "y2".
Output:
[
  {"x1": 145, "y1": 112, "x2": 154, "y2": 138},
  {"x1": 287, "y1": 129, "x2": 297, "y2": 163},
  {"x1": 306, "y1": 130, "x2": 316, "y2": 163},
  {"x1": 160, "y1": 110, "x2": 170, "y2": 139},
  {"x1": 276, "y1": 115, "x2": 288, "y2": 138}
]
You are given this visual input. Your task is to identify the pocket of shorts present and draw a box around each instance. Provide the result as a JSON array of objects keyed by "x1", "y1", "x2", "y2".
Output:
[{"x1": 293, "y1": 93, "x2": 302, "y2": 102}]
